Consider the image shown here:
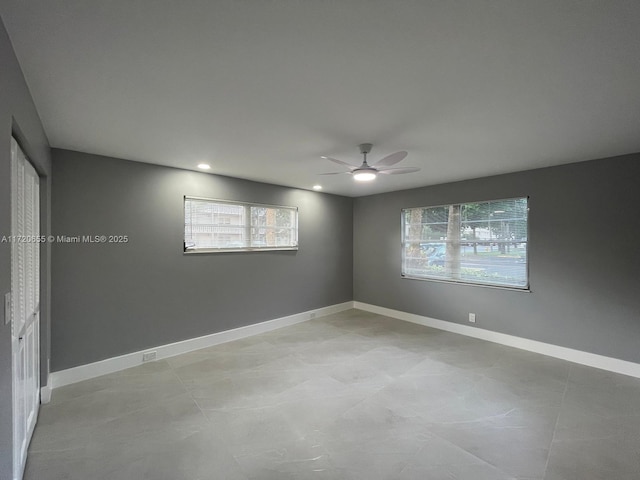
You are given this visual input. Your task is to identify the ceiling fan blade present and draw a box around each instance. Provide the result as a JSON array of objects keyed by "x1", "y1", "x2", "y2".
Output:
[
  {"x1": 322, "y1": 156, "x2": 358, "y2": 168},
  {"x1": 372, "y1": 151, "x2": 408, "y2": 167},
  {"x1": 377, "y1": 166, "x2": 420, "y2": 175},
  {"x1": 318, "y1": 171, "x2": 350, "y2": 175}
]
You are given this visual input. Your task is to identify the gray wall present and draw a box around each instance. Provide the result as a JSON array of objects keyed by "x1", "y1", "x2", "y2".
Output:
[
  {"x1": 354, "y1": 154, "x2": 640, "y2": 363},
  {"x1": 51, "y1": 149, "x2": 353, "y2": 371},
  {"x1": 0, "y1": 17, "x2": 51, "y2": 480}
]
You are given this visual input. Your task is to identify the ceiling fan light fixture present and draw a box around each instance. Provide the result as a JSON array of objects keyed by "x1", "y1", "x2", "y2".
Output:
[
  {"x1": 353, "y1": 170, "x2": 377, "y2": 181},
  {"x1": 320, "y1": 144, "x2": 417, "y2": 182}
]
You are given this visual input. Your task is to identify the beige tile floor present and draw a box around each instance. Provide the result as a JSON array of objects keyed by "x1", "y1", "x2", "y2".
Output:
[{"x1": 25, "y1": 309, "x2": 640, "y2": 479}]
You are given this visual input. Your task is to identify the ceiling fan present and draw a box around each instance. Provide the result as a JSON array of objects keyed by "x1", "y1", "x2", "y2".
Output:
[{"x1": 320, "y1": 143, "x2": 420, "y2": 181}]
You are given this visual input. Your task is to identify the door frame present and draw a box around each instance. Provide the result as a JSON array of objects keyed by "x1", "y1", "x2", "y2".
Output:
[{"x1": 10, "y1": 136, "x2": 41, "y2": 480}]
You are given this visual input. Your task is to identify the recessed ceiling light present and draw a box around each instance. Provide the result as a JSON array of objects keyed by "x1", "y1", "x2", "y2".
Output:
[
  {"x1": 197, "y1": 163, "x2": 211, "y2": 170},
  {"x1": 312, "y1": 185, "x2": 322, "y2": 190}
]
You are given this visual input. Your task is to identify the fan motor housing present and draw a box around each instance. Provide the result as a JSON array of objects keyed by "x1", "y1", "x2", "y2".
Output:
[{"x1": 359, "y1": 143, "x2": 373, "y2": 155}]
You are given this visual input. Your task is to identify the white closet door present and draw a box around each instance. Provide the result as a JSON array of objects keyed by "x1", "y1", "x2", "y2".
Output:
[{"x1": 11, "y1": 137, "x2": 40, "y2": 480}]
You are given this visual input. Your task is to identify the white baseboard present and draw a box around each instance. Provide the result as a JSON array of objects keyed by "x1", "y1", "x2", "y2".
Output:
[
  {"x1": 354, "y1": 301, "x2": 640, "y2": 379},
  {"x1": 50, "y1": 302, "x2": 353, "y2": 389},
  {"x1": 40, "y1": 383, "x2": 52, "y2": 404},
  {"x1": 50, "y1": 300, "x2": 640, "y2": 390}
]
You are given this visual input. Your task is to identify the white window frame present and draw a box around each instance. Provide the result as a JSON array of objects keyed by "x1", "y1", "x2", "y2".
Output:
[
  {"x1": 184, "y1": 196, "x2": 298, "y2": 253},
  {"x1": 401, "y1": 197, "x2": 529, "y2": 290}
]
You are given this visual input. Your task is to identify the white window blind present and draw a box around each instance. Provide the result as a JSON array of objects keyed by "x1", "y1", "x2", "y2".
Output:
[
  {"x1": 402, "y1": 197, "x2": 529, "y2": 289},
  {"x1": 184, "y1": 197, "x2": 298, "y2": 253}
]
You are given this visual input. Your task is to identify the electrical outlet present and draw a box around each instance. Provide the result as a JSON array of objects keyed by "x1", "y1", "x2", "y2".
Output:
[
  {"x1": 142, "y1": 351, "x2": 157, "y2": 362},
  {"x1": 469, "y1": 313, "x2": 476, "y2": 323},
  {"x1": 310, "y1": 312, "x2": 316, "y2": 319}
]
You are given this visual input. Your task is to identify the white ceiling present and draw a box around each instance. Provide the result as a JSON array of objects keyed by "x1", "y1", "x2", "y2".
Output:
[{"x1": 2, "y1": 0, "x2": 640, "y2": 197}]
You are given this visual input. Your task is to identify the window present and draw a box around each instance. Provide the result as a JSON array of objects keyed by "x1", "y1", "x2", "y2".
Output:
[
  {"x1": 402, "y1": 197, "x2": 528, "y2": 289},
  {"x1": 184, "y1": 196, "x2": 298, "y2": 253}
]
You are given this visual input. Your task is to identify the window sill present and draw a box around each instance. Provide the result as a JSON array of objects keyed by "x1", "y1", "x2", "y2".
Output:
[
  {"x1": 184, "y1": 246, "x2": 298, "y2": 254},
  {"x1": 401, "y1": 274, "x2": 531, "y2": 292}
]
